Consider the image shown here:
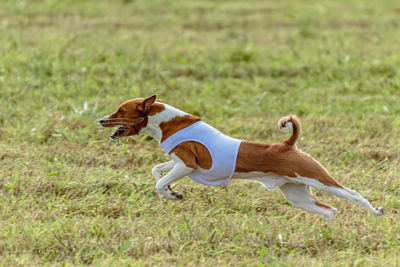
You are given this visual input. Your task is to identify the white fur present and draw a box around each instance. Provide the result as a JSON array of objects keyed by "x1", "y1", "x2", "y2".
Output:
[
  {"x1": 285, "y1": 174, "x2": 385, "y2": 216},
  {"x1": 140, "y1": 103, "x2": 188, "y2": 142},
  {"x1": 279, "y1": 183, "x2": 337, "y2": 222},
  {"x1": 233, "y1": 172, "x2": 337, "y2": 221},
  {"x1": 152, "y1": 161, "x2": 174, "y2": 181},
  {"x1": 278, "y1": 118, "x2": 293, "y2": 133},
  {"x1": 232, "y1": 172, "x2": 288, "y2": 190},
  {"x1": 155, "y1": 153, "x2": 194, "y2": 200},
  {"x1": 139, "y1": 103, "x2": 191, "y2": 199}
]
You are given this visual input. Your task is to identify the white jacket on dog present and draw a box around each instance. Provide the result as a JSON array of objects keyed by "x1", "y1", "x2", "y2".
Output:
[{"x1": 161, "y1": 121, "x2": 242, "y2": 186}]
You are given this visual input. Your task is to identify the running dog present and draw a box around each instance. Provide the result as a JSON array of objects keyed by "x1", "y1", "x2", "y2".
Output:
[{"x1": 99, "y1": 95, "x2": 385, "y2": 221}]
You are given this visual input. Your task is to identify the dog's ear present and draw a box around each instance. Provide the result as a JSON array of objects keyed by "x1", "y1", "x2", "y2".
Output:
[{"x1": 140, "y1": 95, "x2": 157, "y2": 113}]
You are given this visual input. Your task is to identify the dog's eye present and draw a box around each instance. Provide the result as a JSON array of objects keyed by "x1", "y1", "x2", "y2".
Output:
[{"x1": 118, "y1": 109, "x2": 123, "y2": 113}]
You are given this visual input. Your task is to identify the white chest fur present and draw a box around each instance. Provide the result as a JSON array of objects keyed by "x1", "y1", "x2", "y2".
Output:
[{"x1": 140, "y1": 103, "x2": 188, "y2": 142}]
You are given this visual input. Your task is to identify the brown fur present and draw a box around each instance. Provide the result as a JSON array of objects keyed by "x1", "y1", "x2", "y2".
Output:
[
  {"x1": 159, "y1": 115, "x2": 201, "y2": 142},
  {"x1": 148, "y1": 102, "x2": 165, "y2": 116},
  {"x1": 313, "y1": 197, "x2": 334, "y2": 209},
  {"x1": 235, "y1": 141, "x2": 343, "y2": 188},
  {"x1": 170, "y1": 141, "x2": 212, "y2": 170}
]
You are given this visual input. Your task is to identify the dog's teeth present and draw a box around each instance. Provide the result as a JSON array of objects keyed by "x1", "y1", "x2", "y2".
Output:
[{"x1": 110, "y1": 125, "x2": 127, "y2": 139}]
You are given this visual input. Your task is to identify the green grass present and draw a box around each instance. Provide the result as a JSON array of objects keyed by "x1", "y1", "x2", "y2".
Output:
[{"x1": 1, "y1": 0, "x2": 399, "y2": 265}]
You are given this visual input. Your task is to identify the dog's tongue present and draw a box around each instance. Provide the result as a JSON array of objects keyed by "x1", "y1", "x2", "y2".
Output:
[{"x1": 110, "y1": 125, "x2": 127, "y2": 139}]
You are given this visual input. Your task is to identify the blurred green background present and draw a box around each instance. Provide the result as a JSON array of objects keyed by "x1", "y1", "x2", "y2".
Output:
[{"x1": 0, "y1": 0, "x2": 399, "y2": 266}]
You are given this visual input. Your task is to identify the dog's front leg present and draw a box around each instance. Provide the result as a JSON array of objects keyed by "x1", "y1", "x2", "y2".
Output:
[
  {"x1": 155, "y1": 155, "x2": 194, "y2": 200},
  {"x1": 152, "y1": 161, "x2": 180, "y2": 198},
  {"x1": 152, "y1": 161, "x2": 175, "y2": 182}
]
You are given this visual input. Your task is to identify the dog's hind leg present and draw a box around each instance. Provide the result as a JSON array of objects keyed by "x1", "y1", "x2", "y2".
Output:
[
  {"x1": 279, "y1": 183, "x2": 337, "y2": 222},
  {"x1": 285, "y1": 175, "x2": 386, "y2": 216},
  {"x1": 280, "y1": 150, "x2": 385, "y2": 216}
]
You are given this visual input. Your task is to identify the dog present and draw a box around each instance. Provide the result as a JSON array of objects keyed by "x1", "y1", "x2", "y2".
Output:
[{"x1": 99, "y1": 95, "x2": 386, "y2": 221}]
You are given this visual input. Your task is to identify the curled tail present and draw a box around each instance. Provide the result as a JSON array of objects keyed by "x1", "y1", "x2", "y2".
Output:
[{"x1": 278, "y1": 115, "x2": 301, "y2": 146}]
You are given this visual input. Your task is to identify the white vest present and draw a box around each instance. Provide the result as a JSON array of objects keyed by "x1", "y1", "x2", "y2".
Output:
[{"x1": 160, "y1": 121, "x2": 242, "y2": 186}]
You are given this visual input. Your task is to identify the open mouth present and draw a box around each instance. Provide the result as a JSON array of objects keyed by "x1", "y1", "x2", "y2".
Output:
[{"x1": 110, "y1": 125, "x2": 128, "y2": 140}]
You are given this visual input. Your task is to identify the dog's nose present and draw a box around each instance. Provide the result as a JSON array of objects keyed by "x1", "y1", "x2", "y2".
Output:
[{"x1": 99, "y1": 115, "x2": 110, "y2": 125}]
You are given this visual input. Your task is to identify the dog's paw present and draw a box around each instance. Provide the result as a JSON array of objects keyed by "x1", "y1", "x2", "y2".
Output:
[
  {"x1": 158, "y1": 186, "x2": 183, "y2": 200},
  {"x1": 372, "y1": 207, "x2": 386, "y2": 216},
  {"x1": 170, "y1": 190, "x2": 183, "y2": 200},
  {"x1": 162, "y1": 189, "x2": 183, "y2": 200}
]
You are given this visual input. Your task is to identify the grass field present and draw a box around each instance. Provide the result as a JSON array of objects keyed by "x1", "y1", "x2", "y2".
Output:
[{"x1": 1, "y1": 0, "x2": 400, "y2": 265}]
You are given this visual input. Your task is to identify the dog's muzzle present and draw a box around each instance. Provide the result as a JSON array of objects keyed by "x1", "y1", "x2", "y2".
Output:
[
  {"x1": 99, "y1": 114, "x2": 144, "y2": 139},
  {"x1": 99, "y1": 115, "x2": 110, "y2": 127}
]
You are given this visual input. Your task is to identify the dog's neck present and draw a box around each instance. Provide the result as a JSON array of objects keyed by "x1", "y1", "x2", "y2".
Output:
[{"x1": 140, "y1": 103, "x2": 189, "y2": 142}]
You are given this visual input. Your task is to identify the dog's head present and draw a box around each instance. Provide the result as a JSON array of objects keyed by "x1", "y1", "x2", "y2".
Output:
[{"x1": 99, "y1": 95, "x2": 161, "y2": 140}]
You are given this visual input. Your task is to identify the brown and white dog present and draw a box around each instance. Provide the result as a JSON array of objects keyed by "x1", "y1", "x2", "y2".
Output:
[{"x1": 99, "y1": 95, "x2": 386, "y2": 221}]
